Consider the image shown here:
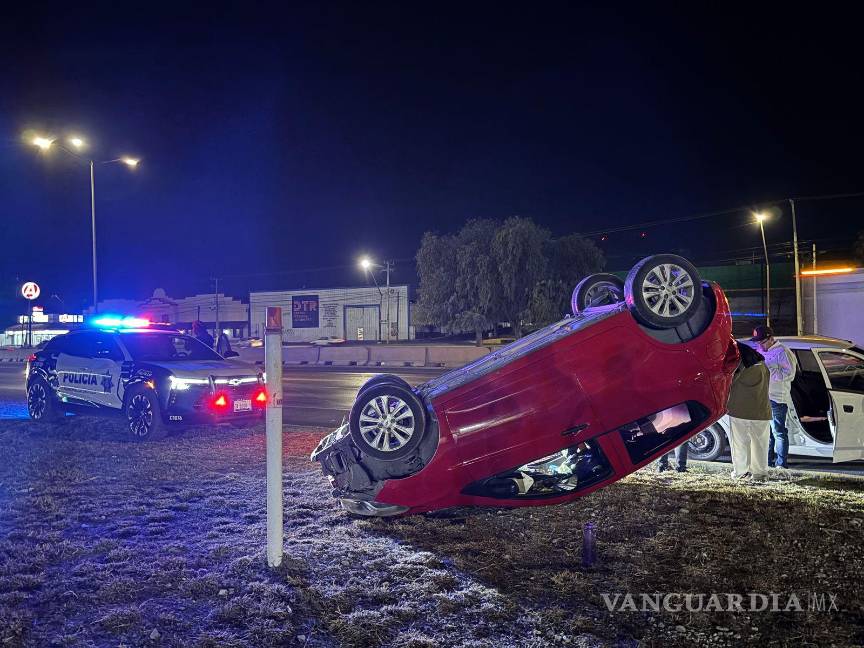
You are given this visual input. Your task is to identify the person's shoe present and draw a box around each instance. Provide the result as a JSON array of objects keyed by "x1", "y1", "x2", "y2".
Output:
[
  {"x1": 675, "y1": 467, "x2": 688, "y2": 473},
  {"x1": 657, "y1": 464, "x2": 670, "y2": 473},
  {"x1": 750, "y1": 474, "x2": 768, "y2": 483},
  {"x1": 731, "y1": 471, "x2": 751, "y2": 480}
]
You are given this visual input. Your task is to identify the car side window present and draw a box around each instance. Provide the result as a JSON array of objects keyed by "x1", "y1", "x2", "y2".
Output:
[
  {"x1": 818, "y1": 351, "x2": 864, "y2": 392},
  {"x1": 794, "y1": 349, "x2": 821, "y2": 374},
  {"x1": 93, "y1": 334, "x2": 124, "y2": 361},
  {"x1": 62, "y1": 333, "x2": 96, "y2": 358}
]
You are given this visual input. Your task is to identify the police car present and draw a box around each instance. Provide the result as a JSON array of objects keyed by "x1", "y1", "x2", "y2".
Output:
[{"x1": 25, "y1": 317, "x2": 267, "y2": 440}]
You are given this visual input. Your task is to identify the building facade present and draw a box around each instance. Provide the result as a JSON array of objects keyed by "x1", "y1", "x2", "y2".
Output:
[
  {"x1": 90, "y1": 289, "x2": 249, "y2": 338},
  {"x1": 249, "y1": 285, "x2": 412, "y2": 342}
]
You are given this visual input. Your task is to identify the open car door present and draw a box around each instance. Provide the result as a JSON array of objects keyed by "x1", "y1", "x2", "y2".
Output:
[{"x1": 813, "y1": 348, "x2": 864, "y2": 463}]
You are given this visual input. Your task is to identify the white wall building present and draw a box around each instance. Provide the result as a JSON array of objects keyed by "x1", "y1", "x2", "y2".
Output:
[
  {"x1": 801, "y1": 269, "x2": 864, "y2": 344},
  {"x1": 90, "y1": 289, "x2": 250, "y2": 337},
  {"x1": 249, "y1": 285, "x2": 411, "y2": 342}
]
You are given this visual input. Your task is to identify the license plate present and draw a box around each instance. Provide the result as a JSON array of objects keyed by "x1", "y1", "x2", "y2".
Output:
[{"x1": 233, "y1": 399, "x2": 252, "y2": 412}]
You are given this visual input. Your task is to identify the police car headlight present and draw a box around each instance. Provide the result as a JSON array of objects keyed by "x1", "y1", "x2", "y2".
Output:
[{"x1": 169, "y1": 376, "x2": 209, "y2": 391}]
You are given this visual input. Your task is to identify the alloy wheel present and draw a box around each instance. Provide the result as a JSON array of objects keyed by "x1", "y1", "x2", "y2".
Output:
[
  {"x1": 128, "y1": 394, "x2": 154, "y2": 438},
  {"x1": 27, "y1": 383, "x2": 47, "y2": 420},
  {"x1": 585, "y1": 281, "x2": 623, "y2": 307},
  {"x1": 358, "y1": 395, "x2": 415, "y2": 453},
  {"x1": 641, "y1": 263, "x2": 695, "y2": 318}
]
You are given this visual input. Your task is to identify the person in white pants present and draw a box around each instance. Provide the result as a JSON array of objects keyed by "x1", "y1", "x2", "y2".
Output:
[{"x1": 726, "y1": 342, "x2": 772, "y2": 481}]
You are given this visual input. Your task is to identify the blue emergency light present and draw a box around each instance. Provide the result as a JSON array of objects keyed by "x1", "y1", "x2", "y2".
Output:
[{"x1": 91, "y1": 315, "x2": 151, "y2": 329}]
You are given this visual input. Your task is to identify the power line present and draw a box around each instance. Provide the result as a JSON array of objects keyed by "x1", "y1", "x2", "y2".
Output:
[{"x1": 578, "y1": 191, "x2": 864, "y2": 238}]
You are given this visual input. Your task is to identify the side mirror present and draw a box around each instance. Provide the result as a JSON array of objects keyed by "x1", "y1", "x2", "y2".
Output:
[{"x1": 225, "y1": 350, "x2": 239, "y2": 358}]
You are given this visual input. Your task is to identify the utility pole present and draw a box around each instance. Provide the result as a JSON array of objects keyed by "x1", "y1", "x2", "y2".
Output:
[
  {"x1": 757, "y1": 216, "x2": 771, "y2": 327},
  {"x1": 90, "y1": 160, "x2": 98, "y2": 312},
  {"x1": 790, "y1": 199, "x2": 803, "y2": 335},
  {"x1": 385, "y1": 260, "x2": 392, "y2": 344},
  {"x1": 812, "y1": 243, "x2": 818, "y2": 335},
  {"x1": 213, "y1": 276, "x2": 220, "y2": 338}
]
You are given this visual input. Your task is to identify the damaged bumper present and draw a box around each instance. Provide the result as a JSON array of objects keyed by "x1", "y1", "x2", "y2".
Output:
[{"x1": 311, "y1": 422, "x2": 435, "y2": 517}]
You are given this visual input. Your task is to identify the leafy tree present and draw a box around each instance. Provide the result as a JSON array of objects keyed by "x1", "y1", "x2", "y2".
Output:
[
  {"x1": 492, "y1": 217, "x2": 550, "y2": 337},
  {"x1": 529, "y1": 234, "x2": 605, "y2": 323},
  {"x1": 416, "y1": 217, "x2": 605, "y2": 340},
  {"x1": 415, "y1": 220, "x2": 499, "y2": 344}
]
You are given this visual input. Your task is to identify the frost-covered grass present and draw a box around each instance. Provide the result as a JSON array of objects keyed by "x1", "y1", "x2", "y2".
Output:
[{"x1": 0, "y1": 418, "x2": 862, "y2": 647}]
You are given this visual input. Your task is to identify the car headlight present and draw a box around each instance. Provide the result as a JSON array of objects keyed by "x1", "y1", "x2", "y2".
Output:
[{"x1": 169, "y1": 376, "x2": 209, "y2": 391}]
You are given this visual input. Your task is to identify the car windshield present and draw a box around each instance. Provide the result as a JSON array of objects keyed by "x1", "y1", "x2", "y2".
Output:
[{"x1": 120, "y1": 333, "x2": 222, "y2": 361}]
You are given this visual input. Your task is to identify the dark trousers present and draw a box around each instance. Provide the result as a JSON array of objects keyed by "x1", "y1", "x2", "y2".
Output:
[{"x1": 658, "y1": 443, "x2": 689, "y2": 471}]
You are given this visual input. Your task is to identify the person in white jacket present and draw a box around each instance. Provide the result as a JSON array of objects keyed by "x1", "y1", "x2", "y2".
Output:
[{"x1": 751, "y1": 325, "x2": 798, "y2": 469}]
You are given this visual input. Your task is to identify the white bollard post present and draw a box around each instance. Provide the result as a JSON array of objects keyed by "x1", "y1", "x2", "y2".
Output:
[{"x1": 264, "y1": 307, "x2": 284, "y2": 568}]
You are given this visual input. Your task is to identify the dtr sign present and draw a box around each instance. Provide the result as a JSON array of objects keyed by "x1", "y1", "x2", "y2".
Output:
[{"x1": 292, "y1": 295, "x2": 319, "y2": 328}]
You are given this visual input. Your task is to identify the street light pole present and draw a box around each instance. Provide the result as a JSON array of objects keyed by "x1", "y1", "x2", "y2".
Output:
[
  {"x1": 90, "y1": 160, "x2": 98, "y2": 311},
  {"x1": 384, "y1": 260, "x2": 392, "y2": 344},
  {"x1": 758, "y1": 217, "x2": 771, "y2": 327},
  {"x1": 790, "y1": 198, "x2": 803, "y2": 335},
  {"x1": 26, "y1": 134, "x2": 138, "y2": 314}
]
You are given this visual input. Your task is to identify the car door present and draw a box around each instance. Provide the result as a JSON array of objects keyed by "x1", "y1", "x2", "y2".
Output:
[
  {"x1": 55, "y1": 332, "x2": 99, "y2": 405},
  {"x1": 55, "y1": 332, "x2": 125, "y2": 408},
  {"x1": 813, "y1": 348, "x2": 864, "y2": 463},
  {"x1": 86, "y1": 333, "x2": 126, "y2": 409}
]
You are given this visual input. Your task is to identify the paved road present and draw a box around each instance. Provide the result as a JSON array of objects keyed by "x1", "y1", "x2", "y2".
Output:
[
  {"x1": 3, "y1": 364, "x2": 862, "y2": 475},
  {"x1": 0, "y1": 364, "x2": 443, "y2": 429}
]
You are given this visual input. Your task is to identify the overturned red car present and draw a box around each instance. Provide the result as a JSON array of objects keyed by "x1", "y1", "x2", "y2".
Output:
[{"x1": 312, "y1": 254, "x2": 739, "y2": 516}]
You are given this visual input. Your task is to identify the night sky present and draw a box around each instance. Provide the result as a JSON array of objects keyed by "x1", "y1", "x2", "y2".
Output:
[{"x1": 1, "y1": 3, "x2": 862, "y2": 320}]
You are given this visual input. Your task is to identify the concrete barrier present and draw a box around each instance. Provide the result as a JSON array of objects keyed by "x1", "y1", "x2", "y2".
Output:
[
  {"x1": 236, "y1": 347, "x2": 265, "y2": 365},
  {"x1": 318, "y1": 346, "x2": 369, "y2": 366},
  {"x1": 368, "y1": 345, "x2": 427, "y2": 367},
  {"x1": 0, "y1": 350, "x2": 29, "y2": 363},
  {"x1": 234, "y1": 343, "x2": 492, "y2": 369},
  {"x1": 283, "y1": 346, "x2": 320, "y2": 365},
  {"x1": 426, "y1": 345, "x2": 490, "y2": 367}
]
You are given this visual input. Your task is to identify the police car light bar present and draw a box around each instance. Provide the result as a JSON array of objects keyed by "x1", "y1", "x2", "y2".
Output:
[{"x1": 91, "y1": 316, "x2": 151, "y2": 329}]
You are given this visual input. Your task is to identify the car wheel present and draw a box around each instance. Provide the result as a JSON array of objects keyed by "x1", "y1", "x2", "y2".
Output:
[
  {"x1": 27, "y1": 377, "x2": 65, "y2": 423},
  {"x1": 357, "y1": 374, "x2": 413, "y2": 397},
  {"x1": 687, "y1": 424, "x2": 727, "y2": 461},
  {"x1": 125, "y1": 385, "x2": 168, "y2": 442},
  {"x1": 349, "y1": 384, "x2": 427, "y2": 461},
  {"x1": 625, "y1": 254, "x2": 702, "y2": 328},
  {"x1": 571, "y1": 273, "x2": 625, "y2": 314}
]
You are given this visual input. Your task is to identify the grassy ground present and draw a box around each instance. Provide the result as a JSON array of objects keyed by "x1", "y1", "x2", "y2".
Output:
[{"x1": 0, "y1": 419, "x2": 862, "y2": 647}]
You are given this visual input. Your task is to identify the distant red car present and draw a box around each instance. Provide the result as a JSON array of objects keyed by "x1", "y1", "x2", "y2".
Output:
[{"x1": 313, "y1": 254, "x2": 739, "y2": 516}]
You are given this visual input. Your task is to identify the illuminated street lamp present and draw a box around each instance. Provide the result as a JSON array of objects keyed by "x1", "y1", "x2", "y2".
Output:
[
  {"x1": 358, "y1": 256, "x2": 394, "y2": 343},
  {"x1": 28, "y1": 132, "x2": 140, "y2": 311},
  {"x1": 753, "y1": 211, "x2": 771, "y2": 327}
]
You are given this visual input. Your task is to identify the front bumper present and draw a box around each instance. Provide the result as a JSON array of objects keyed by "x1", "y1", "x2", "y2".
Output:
[
  {"x1": 311, "y1": 424, "x2": 426, "y2": 516},
  {"x1": 163, "y1": 379, "x2": 266, "y2": 425}
]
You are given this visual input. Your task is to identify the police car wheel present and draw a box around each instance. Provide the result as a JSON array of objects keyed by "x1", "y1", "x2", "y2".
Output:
[
  {"x1": 125, "y1": 386, "x2": 168, "y2": 441},
  {"x1": 27, "y1": 377, "x2": 64, "y2": 423}
]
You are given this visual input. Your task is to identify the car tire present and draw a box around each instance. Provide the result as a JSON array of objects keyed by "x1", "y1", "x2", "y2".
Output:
[
  {"x1": 571, "y1": 273, "x2": 625, "y2": 314},
  {"x1": 125, "y1": 385, "x2": 168, "y2": 442},
  {"x1": 625, "y1": 254, "x2": 702, "y2": 329},
  {"x1": 349, "y1": 383, "x2": 427, "y2": 461},
  {"x1": 687, "y1": 424, "x2": 727, "y2": 461},
  {"x1": 357, "y1": 374, "x2": 413, "y2": 398},
  {"x1": 27, "y1": 377, "x2": 65, "y2": 423}
]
